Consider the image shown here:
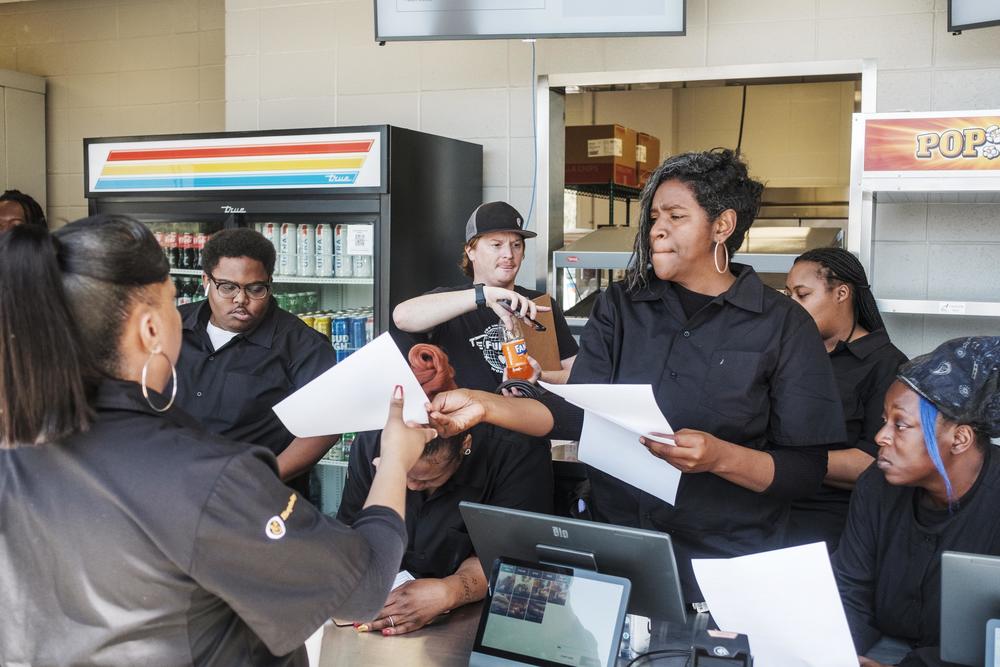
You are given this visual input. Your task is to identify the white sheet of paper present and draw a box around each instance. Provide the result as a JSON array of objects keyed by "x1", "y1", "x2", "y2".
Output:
[
  {"x1": 692, "y1": 542, "x2": 858, "y2": 667},
  {"x1": 540, "y1": 382, "x2": 679, "y2": 504},
  {"x1": 392, "y1": 570, "x2": 415, "y2": 590},
  {"x1": 273, "y1": 333, "x2": 428, "y2": 437},
  {"x1": 578, "y1": 411, "x2": 681, "y2": 505}
]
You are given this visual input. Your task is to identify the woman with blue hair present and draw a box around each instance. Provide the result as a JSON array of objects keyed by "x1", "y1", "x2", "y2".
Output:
[{"x1": 834, "y1": 336, "x2": 1000, "y2": 667}]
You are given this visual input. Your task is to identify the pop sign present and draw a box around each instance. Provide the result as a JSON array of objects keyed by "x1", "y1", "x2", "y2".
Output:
[{"x1": 864, "y1": 114, "x2": 1000, "y2": 172}]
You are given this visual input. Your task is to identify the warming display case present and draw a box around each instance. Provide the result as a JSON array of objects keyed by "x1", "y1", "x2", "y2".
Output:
[{"x1": 84, "y1": 125, "x2": 483, "y2": 513}]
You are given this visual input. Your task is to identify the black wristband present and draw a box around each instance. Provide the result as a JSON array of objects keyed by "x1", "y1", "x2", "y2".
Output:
[{"x1": 473, "y1": 283, "x2": 486, "y2": 308}]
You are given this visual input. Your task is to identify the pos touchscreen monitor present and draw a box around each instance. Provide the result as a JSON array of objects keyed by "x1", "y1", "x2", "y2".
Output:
[{"x1": 460, "y1": 502, "x2": 686, "y2": 622}]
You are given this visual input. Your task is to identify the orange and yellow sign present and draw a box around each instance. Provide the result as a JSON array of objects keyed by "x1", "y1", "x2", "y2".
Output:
[{"x1": 864, "y1": 115, "x2": 1000, "y2": 171}]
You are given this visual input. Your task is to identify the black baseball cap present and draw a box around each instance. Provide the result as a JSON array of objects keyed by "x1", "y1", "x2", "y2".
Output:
[{"x1": 464, "y1": 201, "x2": 537, "y2": 243}]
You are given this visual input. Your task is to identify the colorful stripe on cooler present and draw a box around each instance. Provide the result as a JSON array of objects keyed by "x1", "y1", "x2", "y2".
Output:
[{"x1": 93, "y1": 139, "x2": 376, "y2": 191}]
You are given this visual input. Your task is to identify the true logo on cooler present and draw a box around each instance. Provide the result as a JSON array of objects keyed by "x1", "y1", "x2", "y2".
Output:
[
  {"x1": 221, "y1": 205, "x2": 247, "y2": 214},
  {"x1": 915, "y1": 124, "x2": 1000, "y2": 161}
]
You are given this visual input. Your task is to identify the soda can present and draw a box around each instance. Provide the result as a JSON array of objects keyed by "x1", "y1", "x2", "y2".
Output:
[
  {"x1": 336, "y1": 349, "x2": 352, "y2": 364},
  {"x1": 278, "y1": 252, "x2": 297, "y2": 277},
  {"x1": 351, "y1": 255, "x2": 373, "y2": 278},
  {"x1": 299, "y1": 314, "x2": 316, "y2": 328},
  {"x1": 334, "y1": 253, "x2": 353, "y2": 278},
  {"x1": 313, "y1": 314, "x2": 331, "y2": 340},
  {"x1": 298, "y1": 224, "x2": 315, "y2": 257},
  {"x1": 298, "y1": 252, "x2": 315, "y2": 278},
  {"x1": 279, "y1": 223, "x2": 298, "y2": 255},
  {"x1": 332, "y1": 316, "x2": 351, "y2": 352},
  {"x1": 315, "y1": 224, "x2": 333, "y2": 255},
  {"x1": 350, "y1": 316, "x2": 367, "y2": 350}
]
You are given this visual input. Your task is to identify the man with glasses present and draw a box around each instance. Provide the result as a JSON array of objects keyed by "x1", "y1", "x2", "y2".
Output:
[{"x1": 175, "y1": 228, "x2": 338, "y2": 498}]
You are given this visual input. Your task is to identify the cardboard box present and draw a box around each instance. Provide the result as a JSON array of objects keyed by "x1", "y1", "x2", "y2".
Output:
[
  {"x1": 565, "y1": 124, "x2": 637, "y2": 187},
  {"x1": 635, "y1": 132, "x2": 661, "y2": 187}
]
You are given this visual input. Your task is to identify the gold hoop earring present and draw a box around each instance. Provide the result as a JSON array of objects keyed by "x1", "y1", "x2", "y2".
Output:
[
  {"x1": 141, "y1": 346, "x2": 177, "y2": 413},
  {"x1": 713, "y1": 242, "x2": 730, "y2": 274}
]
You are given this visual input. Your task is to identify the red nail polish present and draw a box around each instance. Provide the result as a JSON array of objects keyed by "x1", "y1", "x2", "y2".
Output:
[{"x1": 382, "y1": 628, "x2": 392, "y2": 636}]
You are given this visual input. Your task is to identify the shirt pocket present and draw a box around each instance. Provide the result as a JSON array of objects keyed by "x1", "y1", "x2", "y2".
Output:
[
  {"x1": 700, "y1": 350, "x2": 766, "y2": 419},
  {"x1": 220, "y1": 370, "x2": 291, "y2": 426}
]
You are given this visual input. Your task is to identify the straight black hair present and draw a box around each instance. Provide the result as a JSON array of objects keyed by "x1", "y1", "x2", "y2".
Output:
[
  {"x1": 1, "y1": 189, "x2": 47, "y2": 229},
  {"x1": 202, "y1": 228, "x2": 276, "y2": 277},
  {"x1": 0, "y1": 215, "x2": 169, "y2": 448},
  {"x1": 794, "y1": 247, "x2": 885, "y2": 333},
  {"x1": 626, "y1": 148, "x2": 764, "y2": 293}
]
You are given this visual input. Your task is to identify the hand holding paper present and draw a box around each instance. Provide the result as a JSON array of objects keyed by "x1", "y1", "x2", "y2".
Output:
[
  {"x1": 273, "y1": 333, "x2": 429, "y2": 437},
  {"x1": 540, "y1": 382, "x2": 682, "y2": 505}
]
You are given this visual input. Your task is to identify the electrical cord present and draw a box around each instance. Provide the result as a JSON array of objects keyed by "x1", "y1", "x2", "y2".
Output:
[
  {"x1": 625, "y1": 648, "x2": 691, "y2": 666},
  {"x1": 735, "y1": 84, "x2": 748, "y2": 155}
]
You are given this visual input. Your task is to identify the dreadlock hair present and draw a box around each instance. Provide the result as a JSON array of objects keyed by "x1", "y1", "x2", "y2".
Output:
[
  {"x1": 793, "y1": 247, "x2": 884, "y2": 333},
  {"x1": 1, "y1": 189, "x2": 47, "y2": 229},
  {"x1": 625, "y1": 149, "x2": 764, "y2": 293}
]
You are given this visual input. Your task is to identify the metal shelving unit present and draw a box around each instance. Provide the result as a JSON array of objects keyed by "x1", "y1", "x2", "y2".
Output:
[
  {"x1": 849, "y1": 110, "x2": 1000, "y2": 320},
  {"x1": 565, "y1": 182, "x2": 643, "y2": 228}
]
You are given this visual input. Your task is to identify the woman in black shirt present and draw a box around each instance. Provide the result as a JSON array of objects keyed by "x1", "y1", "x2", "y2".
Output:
[
  {"x1": 834, "y1": 336, "x2": 1000, "y2": 666},
  {"x1": 785, "y1": 248, "x2": 907, "y2": 551},
  {"x1": 338, "y1": 343, "x2": 553, "y2": 636},
  {"x1": 427, "y1": 149, "x2": 846, "y2": 602},
  {"x1": 0, "y1": 217, "x2": 434, "y2": 666}
]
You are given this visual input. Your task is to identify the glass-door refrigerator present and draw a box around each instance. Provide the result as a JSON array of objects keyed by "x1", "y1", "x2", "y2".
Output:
[{"x1": 84, "y1": 125, "x2": 483, "y2": 514}]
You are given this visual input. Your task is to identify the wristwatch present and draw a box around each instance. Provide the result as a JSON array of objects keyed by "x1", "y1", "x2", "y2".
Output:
[{"x1": 473, "y1": 283, "x2": 486, "y2": 309}]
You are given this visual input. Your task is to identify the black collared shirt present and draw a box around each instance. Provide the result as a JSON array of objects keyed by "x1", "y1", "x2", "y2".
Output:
[
  {"x1": 834, "y1": 447, "x2": 1000, "y2": 662},
  {"x1": 545, "y1": 264, "x2": 846, "y2": 600},
  {"x1": 789, "y1": 329, "x2": 908, "y2": 550},
  {"x1": 337, "y1": 424, "x2": 554, "y2": 579},
  {"x1": 176, "y1": 299, "x2": 336, "y2": 456},
  {"x1": 0, "y1": 380, "x2": 406, "y2": 666},
  {"x1": 419, "y1": 284, "x2": 578, "y2": 392}
]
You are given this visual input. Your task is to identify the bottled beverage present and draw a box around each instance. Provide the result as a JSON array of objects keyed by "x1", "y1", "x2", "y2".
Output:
[
  {"x1": 501, "y1": 322, "x2": 533, "y2": 380},
  {"x1": 178, "y1": 232, "x2": 192, "y2": 270},
  {"x1": 164, "y1": 232, "x2": 178, "y2": 267},
  {"x1": 194, "y1": 233, "x2": 207, "y2": 269}
]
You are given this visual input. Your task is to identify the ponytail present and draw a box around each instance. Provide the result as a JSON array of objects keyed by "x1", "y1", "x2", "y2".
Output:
[
  {"x1": 794, "y1": 247, "x2": 884, "y2": 332},
  {"x1": 0, "y1": 226, "x2": 92, "y2": 447}
]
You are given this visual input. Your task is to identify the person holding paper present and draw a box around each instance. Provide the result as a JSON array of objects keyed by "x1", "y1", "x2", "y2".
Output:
[
  {"x1": 0, "y1": 217, "x2": 437, "y2": 666},
  {"x1": 392, "y1": 201, "x2": 577, "y2": 390},
  {"x1": 337, "y1": 343, "x2": 553, "y2": 636},
  {"x1": 428, "y1": 150, "x2": 847, "y2": 602},
  {"x1": 174, "y1": 228, "x2": 338, "y2": 497},
  {"x1": 784, "y1": 248, "x2": 908, "y2": 552},
  {"x1": 834, "y1": 337, "x2": 1000, "y2": 667}
]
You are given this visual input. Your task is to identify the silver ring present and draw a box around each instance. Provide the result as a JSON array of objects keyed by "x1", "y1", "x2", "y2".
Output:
[{"x1": 388, "y1": 615, "x2": 395, "y2": 628}]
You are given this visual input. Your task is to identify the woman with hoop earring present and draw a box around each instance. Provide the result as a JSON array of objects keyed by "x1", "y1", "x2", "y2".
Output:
[
  {"x1": 0, "y1": 216, "x2": 436, "y2": 665},
  {"x1": 426, "y1": 149, "x2": 847, "y2": 603}
]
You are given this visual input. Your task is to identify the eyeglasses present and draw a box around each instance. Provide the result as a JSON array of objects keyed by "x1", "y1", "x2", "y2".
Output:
[{"x1": 206, "y1": 273, "x2": 271, "y2": 300}]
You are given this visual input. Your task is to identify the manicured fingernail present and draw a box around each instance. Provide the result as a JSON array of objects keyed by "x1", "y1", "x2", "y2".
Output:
[
  {"x1": 352, "y1": 622, "x2": 360, "y2": 628},
  {"x1": 393, "y1": 385, "x2": 403, "y2": 399},
  {"x1": 355, "y1": 624, "x2": 370, "y2": 633},
  {"x1": 382, "y1": 628, "x2": 393, "y2": 636}
]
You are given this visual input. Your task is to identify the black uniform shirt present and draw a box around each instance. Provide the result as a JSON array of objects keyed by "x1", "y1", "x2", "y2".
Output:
[
  {"x1": 337, "y1": 424, "x2": 554, "y2": 579},
  {"x1": 176, "y1": 299, "x2": 336, "y2": 456},
  {"x1": 789, "y1": 329, "x2": 907, "y2": 550},
  {"x1": 0, "y1": 380, "x2": 406, "y2": 667},
  {"x1": 545, "y1": 265, "x2": 846, "y2": 600},
  {"x1": 834, "y1": 446, "x2": 1000, "y2": 663},
  {"x1": 421, "y1": 284, "x2": 578, "y2": 392}
]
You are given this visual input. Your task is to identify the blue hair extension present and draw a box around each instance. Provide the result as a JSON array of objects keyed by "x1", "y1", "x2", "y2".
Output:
[{"x1": 919, "y1": 396, "x2": 954, "y2": 505}]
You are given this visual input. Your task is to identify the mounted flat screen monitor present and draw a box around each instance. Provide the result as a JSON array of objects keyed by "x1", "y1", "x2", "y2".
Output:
[
  {"x1": 949, "y1": 0, "x2": 1000, "y2": 31},
  {"x1": 374, "y1": 0, "x2": 686, "y2": 41}
]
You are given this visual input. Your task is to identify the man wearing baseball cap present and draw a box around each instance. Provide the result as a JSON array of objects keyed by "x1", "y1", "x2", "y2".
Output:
[{"x1": 393, "y1": 201, "x2": 577, "y2": 392}]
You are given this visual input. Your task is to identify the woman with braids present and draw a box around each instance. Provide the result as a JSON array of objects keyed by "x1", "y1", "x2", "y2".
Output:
[
  {"x1": 424, "y1": 149, "x2": 846, "y2": 603},
  {"x1": 785, "y1": 248, "x2": 908, "y2": 551},
  {"x1": 337, "y1": 343, "x2": 553, "y2": 636},
  {"x1": 834, "y1": 337, "x2": 1000, "y2": 667},
  {"x1": 0, "y1": 189, "x2": 47, "y2": 231},
  {"x1": 0, "y1": 217, "x2": 438, "y2": 666}
]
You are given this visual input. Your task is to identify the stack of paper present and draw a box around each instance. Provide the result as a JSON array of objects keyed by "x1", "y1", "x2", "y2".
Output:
[
  {"x1": 273, "y1": 333, "x2": 429, "y2": 437},
  {"x1": 692, "y1": 542, "x2": 858, "y2": 667},
  {"x1": 540, "y1": 382, "x2": 680, "y2": 505}
]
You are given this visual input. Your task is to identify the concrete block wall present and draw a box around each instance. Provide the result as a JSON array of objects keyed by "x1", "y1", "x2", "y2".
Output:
[
  {"x1": 0, "y1": 0, "x2": 226, "y2": 225},
  {"x1": 224, "y1": 0, "x2": 1000, "y2": 357}
]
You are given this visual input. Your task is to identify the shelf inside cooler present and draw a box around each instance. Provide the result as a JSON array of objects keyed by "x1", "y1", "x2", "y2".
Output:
[{"x1": 169, "y1": 268, "x2": 373, "y2": 285}]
